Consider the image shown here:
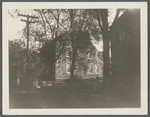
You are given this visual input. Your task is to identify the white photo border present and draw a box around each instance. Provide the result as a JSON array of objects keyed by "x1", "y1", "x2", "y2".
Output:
[{"x1": 2, "y1": 2, "x2": 148, "y2": 115}]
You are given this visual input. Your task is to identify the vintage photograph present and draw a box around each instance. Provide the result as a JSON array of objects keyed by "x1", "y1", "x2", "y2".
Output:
[{"x1": 2, "y1": 2, "x2": 148, "y2": 115}]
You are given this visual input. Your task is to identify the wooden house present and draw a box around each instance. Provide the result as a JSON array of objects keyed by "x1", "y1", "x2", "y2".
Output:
[
  {"x1": 110, "y1": 9, "x2": 140, "y2": 105},
  {"x1": 110, "y1": 9, "x2": 140, "y2": 80},
  {"x1": 55, "y1": 41, "x2": 103, "y2": 81}
]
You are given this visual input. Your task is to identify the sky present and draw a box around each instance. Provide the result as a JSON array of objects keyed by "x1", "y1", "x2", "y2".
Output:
[
  {"x1": 7, "y1": 9, "x2": 36, "y2": 40},
  {"x1": 8, "y1": 15, "x2": 26, "y2": 40}
]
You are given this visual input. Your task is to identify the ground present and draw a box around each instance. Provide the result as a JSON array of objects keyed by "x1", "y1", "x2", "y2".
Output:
[{"x1": 9, "y1": 83, "x2": 140, "y2": 108}]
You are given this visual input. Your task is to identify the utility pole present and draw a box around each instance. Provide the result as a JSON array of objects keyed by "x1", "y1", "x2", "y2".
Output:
[{"x1": 18, "y1": 14, "x2": 38, "y2": 93}]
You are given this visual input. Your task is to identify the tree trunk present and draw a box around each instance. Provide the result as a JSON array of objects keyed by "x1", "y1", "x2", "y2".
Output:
[
  {"x1": 47, "y1": 42, "x2": 55, "y2": 84},
  {"x1": 52, "y1": 40, "x2": 56, "y2": 83},
  {"x1": 52, "y1": 10, "x2": 59, "y2": 83},
  {"x1": 101, "y1": 9, "x2": 110, "y2": 80},
  {"x1": 70, "y1": 42, "x2": 77, "y2": 79},
  {"x1": 103, "y1": 37, "x2": 110, "y2": 80}
]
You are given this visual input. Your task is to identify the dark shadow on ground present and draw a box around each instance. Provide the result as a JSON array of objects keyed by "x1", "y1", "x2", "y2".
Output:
[{"x1": 9, "y1": 79, "x2": 140, "y2": 108}]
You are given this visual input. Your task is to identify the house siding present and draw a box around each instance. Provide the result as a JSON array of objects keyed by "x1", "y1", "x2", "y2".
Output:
[
  {"x1": 55, "y1": 48, "x2": 103, "y2": 80},
  {"x1": 110, "y1": 9, "x2": 140, "y2": 80}
]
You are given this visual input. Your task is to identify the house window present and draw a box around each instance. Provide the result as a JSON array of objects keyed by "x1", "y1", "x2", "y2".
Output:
[
  {"x1": 95, "y1": 65, "x2": 100, "y2": 74},
  {"x1": 119, "y1": 28, "x2": 125, "y2": 42},
  {"x1": 42, "y1": 81, "x2": 47, "y2": 86},
  {"x1": 66, "y1": 51, "x2": 70, "y2": 57},
  {"x1": 88, "y1": 63, "x2": 93, "y2": 74},
  {"x1": 66, "y1": 48, "x2": 71, "y2": 58},
  {"x1": 17, "y1": 78, "x2": 20, "y2": 85},
  {"x1": 66, "y1": 63, "x2": 71, "y2": 74},
  {"x1": 66, "y1": 47, "x2": 71, "y2": 51},
  {"x1": 88, "y1": 53, "x2": 92, "y2": 59},
  {"x1": 66, "y1": 41, "x2": 70, "y2": 47}
]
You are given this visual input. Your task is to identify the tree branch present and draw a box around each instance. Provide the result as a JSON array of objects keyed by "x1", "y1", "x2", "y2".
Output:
[
  {"x1": 34, "y1": 9, "x2": 48, "y2": 40},
  {"x1": 48, "y1": 10, "x2": 69, "y2": 31},
  {"x1": 55, "y1": 39, "x2": 67, "y2": 62},
  {"x1": 79, "y1": 11, "x2": 88, "y2": 31},
  {"x1": 96, "y1": 10, "x2": 103, "y2": 33},
  {"x1": 41, "y1": 9, "x2": 55, "y2": 39}
]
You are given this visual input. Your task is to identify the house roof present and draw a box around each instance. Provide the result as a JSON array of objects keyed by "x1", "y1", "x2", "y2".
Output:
[
  {"x1": 92, "y1": 39, "x2": 103, "y2": 52},
  {"x1": 95, "y1": 51, "x2": 103, "y2": 65},
  {"x1": 110, "y1": 9, "x2": 140, "y2": 31},
  {"x1": 90, "y1": 40, "x2": 103, "y2": 64}
]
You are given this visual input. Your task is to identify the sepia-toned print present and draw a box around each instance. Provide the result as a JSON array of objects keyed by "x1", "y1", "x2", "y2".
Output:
[{"x1": 2, "y1": 2, "x2": 148, "y2": 115}]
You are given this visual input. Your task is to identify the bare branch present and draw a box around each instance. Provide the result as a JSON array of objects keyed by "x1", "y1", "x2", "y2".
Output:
[
  {"x1": 41, "y1": 10, "x2": 54, "y2": 37},
  {"x1": 48, "y1": 9, "x2": 69, "y2": 31},
  {"x1": 55, "y1": 39, "x2": 67, "y2": 62},
  {"x1": 79, "y1": 11, "x2": 88, "y2": 31},
  {"x1": 100, "y1": 9, "x2": 108, "y2": 33},
  {"x1": 112, "y1": 9, "x2": 121, "y2": 25},
  {"x1": 34, "y1": 9, "x2": 47, "y2": 40}
]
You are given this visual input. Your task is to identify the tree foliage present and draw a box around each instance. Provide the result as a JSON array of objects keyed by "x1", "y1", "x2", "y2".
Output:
[
  {"x1": 8, "y1": 9, "x2": 124, "y2": 82},
  {"x1": 9, "y1": 39, "x2": 41, "y2": 82}
]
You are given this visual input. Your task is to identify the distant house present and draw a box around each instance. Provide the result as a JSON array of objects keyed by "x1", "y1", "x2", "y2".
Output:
[{"x1": 55, "y1": 41, "x2": 103, "y2": 81}]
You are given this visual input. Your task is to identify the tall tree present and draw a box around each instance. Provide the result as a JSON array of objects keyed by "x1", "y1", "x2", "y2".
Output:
[
  {"x1": 9, "y1": 39, "x2": 41, "y2": 89},
  {"x1": 92, "y1": 9, "x2": 124, "y2": 80},
  {"x1": 33, "y1": 9, "x2": 70, "y2": 82},
  {"x1": 68, "y1": 9, "x2": 92, "y2": 80},
  {"x1": 100, "y1": 9, "x2": 110, "y2": 80}
]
